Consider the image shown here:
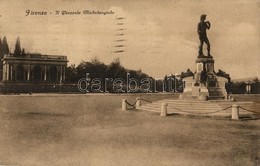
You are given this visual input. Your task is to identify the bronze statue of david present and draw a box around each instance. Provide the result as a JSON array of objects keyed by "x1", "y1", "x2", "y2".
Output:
[{"x1": 198, "y1": 14, "x2": 211, "y2": 57}]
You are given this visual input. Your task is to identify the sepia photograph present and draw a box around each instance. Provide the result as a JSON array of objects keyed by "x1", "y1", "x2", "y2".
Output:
[{"x1": 0, "y1": 0, "x2": 259, "y2": 165}]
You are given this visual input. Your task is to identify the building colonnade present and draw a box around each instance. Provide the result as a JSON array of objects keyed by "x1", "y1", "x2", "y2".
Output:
[{"x1": 2, "y1": 63, "x2": 66, "y2": 82}]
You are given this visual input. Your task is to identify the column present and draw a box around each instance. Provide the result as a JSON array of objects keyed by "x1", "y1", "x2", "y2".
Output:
[
  {"x1": 44, "y1": 65, "x2": 47, "y2": 81},
  {"x1": 56, "y1": 68, "x2": 59, "y2": 82},
  {"x1": 2, "y1": 64, "x2": 6, "y2": 81},
  {"x1": 6, "y1": 64, "x2": 9, "y2": 81},
  {"x1": 27, "y1": 64, "x2": 30, "y2": 81},
  {"x1": 247, "y1": 84, "x2": 251, "y2": 94},
  {"x1": 41, "y1": 69, "x2": 43, "y2": 81},
  {"x1": 60, "y1": 66, "x2": 63, "y2": 82},
  {"x1": 63, "y1": 66, "x2": 66, "y2": 82},
  {"x1": 10, "y1": 65, "x2": 13, "y2": 81}
]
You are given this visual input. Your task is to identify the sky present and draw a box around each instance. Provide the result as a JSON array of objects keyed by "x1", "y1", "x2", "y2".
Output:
[{"x1": 0, "y1": 0, "x2": 259, "y2": 79}]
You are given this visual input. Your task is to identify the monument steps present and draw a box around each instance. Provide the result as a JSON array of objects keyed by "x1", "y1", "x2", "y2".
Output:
[
  {"x1": 208, "y1": 96, "x2": 225, "y2": 100},
  {"x1": 138, "y1": 99, "x2": 254, "y2": 116},
  {"x1": 208, "y1": 89, "x2": 226, "y2": 99}
]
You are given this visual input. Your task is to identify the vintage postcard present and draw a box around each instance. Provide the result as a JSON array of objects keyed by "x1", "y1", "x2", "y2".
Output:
[{"x1": 0, "y1": 0, "x2": 259, "y2": 165}]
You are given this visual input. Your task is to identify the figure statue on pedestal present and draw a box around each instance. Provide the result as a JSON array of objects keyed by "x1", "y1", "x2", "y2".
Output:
[{"x1": 198, "y1": 14, "x2": 211, "y2": 57}]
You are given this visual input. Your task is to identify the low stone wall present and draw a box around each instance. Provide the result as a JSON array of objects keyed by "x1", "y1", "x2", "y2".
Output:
[{"x1": 0, "y1": 82, "x2": 79, "y2": 94}]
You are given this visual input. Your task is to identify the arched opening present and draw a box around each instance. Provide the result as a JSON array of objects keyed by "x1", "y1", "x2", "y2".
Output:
[
  {"x1": 17, "y1": 65, "x2": 25, "y2": 81},
  {"x1": 33, "y1": 65, "x2": 42, "y2": 81},
  {"x1": 49, "y1": 66, "x2": 57, "y2": 82}
]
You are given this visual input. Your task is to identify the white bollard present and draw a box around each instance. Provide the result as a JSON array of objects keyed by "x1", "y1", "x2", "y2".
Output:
[
  {"x1": 161, "y1": 103, "x2": 168, "y2": 116},
  {"x1": 232, "y1": 104, "x2": 239, "y2": 120},
  {"x1": 136, "y1": 97, "x2": 141, "y2": 108},
  {"x1": 122, "y1": 99, "x2": 127, "y2": 110}
]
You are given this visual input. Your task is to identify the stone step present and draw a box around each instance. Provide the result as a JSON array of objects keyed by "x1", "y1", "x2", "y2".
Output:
[
  {"x1": 208, "y1": 90, "x2": 224, "y2": 92},
  {"x1": 157, "y1": 99, "x2": 253, "y2": 103},
  {"x1": 140, "y1": 105, "x2": 252, "y2": 112},
  {"x1": 144, "y1": 102, "x2": 233, "y2": 106},
  {"x1": 141, "y1": 101, "x2": 253, "y2": 105},
  {"x1": 140, "y1": 106, "x2": 228, "y2": 112},
  {"x1": 152, "y1": 101, "x2": 253, "y2": 107},
  {"x1": 141, "y1": 104, "x2": 252, "y2": 111},
  {"x1": 139, "y1": 107, "x2": 252, "y2": 116},
  {"x1": 138, "y1": 99, "x2": 256, "y2": 116},
  {"x1": 142, "y1": 105, "x2": 225, "y2": 110},
  {"x1": 158, "y1": 101, "x2": 253, "y2": 107}
]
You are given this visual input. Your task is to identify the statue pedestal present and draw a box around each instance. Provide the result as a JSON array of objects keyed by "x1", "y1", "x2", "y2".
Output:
[
  {"x1": 182, "y1": 56, "x2": 228, "y2": 100},
  {"x1": 192, "y1": 84, "x2": 208, "y2": 97}
]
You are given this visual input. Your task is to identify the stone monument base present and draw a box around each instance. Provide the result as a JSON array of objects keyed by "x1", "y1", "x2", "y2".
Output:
[{"x1": 182, "y1": 56, "x2": 228, "y2": 100}]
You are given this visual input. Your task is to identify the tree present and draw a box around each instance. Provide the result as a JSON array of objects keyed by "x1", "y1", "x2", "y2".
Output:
[
  {"x1": 89, "y1": 57, "x2": 108, "y2": 78},
  {"x1": 107, "y1": 58, "x2": 126, "y2": 79},
  {"x1": 14, "y1": 37, "x2": 22, "y2": 57},
  {"x1": 64, "y1": 57, "x2": 153, "y2": 93},
  {"x1": 66, "y1": 64, "x2": 78, "y2": 83},
  {"x1": 76, "y1": 57, "x2": 109, "y2": 80},
  {"x1": 0, "y1": 36, "x2": 9, "y2": 56},
  {"x1": 21, "y1": 48, "x2": 26, "y2": 57},
  {"x1": 0, "y1": 38, "x2": 2, "y2": 57}
]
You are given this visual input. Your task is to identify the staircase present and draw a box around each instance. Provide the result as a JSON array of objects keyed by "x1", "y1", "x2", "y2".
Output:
[{"x1": 139, "y1": 99, "x2": 255, "y2": 117}]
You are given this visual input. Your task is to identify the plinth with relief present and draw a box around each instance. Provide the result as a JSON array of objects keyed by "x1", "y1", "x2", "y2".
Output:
[{"x1": 182, "y1": 55, "x2": 228, "y2": 100}]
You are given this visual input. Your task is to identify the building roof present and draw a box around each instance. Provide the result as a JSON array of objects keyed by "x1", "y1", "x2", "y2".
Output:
[{"x1": 2, "y1": 53, "x2": 68, "y2": 65}]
